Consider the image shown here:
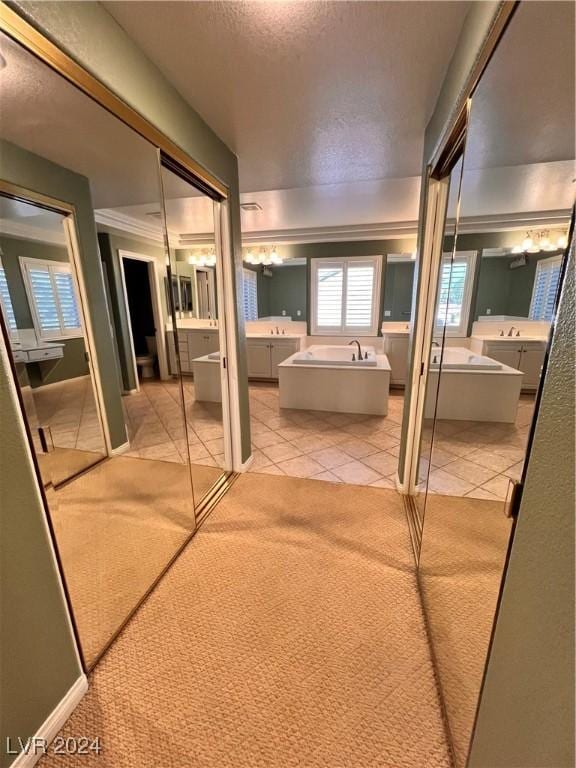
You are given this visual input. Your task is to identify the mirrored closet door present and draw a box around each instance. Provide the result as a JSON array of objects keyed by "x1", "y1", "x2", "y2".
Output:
[
  {"x1": 0, "y1": 26, "x2": 228, "y2": 667},
  {"x1": 415, "y1": 2, "x2": 575, "y2": 765},
  {"x1": 160, "y1": 161, "x2": 231, "y2": 504}
]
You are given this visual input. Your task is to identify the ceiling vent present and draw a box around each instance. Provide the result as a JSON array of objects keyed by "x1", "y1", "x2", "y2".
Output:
[{"x1": 240, "y1": 202, "x2": 262, "y2": 212}]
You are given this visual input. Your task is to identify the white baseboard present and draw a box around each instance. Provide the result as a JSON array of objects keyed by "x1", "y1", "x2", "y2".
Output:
[
  {"x1": 109, "y1": 440, "x2": 130, "y2": 456},
  {"x1": 237, "y1": 453, "x2": 254, "y2": 472},
  {"x1": 9, "y1": 675, "x2": 88, "y2": 768}
]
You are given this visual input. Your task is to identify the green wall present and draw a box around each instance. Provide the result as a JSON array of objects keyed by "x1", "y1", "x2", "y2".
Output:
[
  {"x1": 1, "y1": 338, "x2": 83, "y2": 768},
  {"x1": 383, "y1": 262, "x2": 415, "y2": 322},
  {"x1": 0, "y1": 235, "x2": 89, "y2": 387}
]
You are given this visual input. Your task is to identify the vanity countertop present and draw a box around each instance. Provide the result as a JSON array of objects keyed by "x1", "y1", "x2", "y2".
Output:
[
  {"x1": 246, "y1": 333, "x2": 305, "y2": 340},
  {"x1": 471, "y1": 334, "x2": 547, "y2": 343}
]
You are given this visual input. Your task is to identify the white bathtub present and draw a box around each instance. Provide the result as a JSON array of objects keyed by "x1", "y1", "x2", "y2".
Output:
[
  {"x1": 425, "y1": 347, "x2": 523, "y2": 422},
  {"x1": 278, "y1": 346, "x2": 391, "y2": 415},
  {"x1": 430, "y1": 347, "x2": 502, "y2": 371},
  {"x1": 292, "y1": 345, "x2": 377, "y2": 367}
]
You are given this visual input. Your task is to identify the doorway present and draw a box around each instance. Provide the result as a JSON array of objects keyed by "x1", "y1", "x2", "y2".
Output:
[{"x1": 120, "y1": 250, "x2": 169, "y2": 385}]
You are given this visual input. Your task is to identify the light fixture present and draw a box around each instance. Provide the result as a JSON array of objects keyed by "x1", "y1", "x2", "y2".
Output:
[
  {"x1": 243, "y1": 245, "x2": 283, "y2": 266},
  {"x1": 511, "y1": 244, "x2": 523, "y2": 254},
  {"x1": 539, "y1": 231, "x2": 555, "y2": 252},
  {"x1": 557, "y1": 233, "x2": 568, "y2": 249}
]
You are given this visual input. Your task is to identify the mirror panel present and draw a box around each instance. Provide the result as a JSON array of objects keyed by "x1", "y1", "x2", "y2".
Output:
[
  {"x1": 417, "y1": 2, "x2": 575, "y2": 764},
  {"x1": 0, "y1": 29, "x2": 202, "y2": 667},
  {"x1": 160, "y1": 165, "x2": 229, "y2": 499}
]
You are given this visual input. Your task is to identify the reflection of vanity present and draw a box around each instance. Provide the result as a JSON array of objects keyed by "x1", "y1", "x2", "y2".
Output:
[
  {"x1": 381, "y1": 322, "x2": 410, "y2": 386},
  {"x1": 166, "y1": 321, "x2": 219, "y2": 374},
  {"x1": 10, "y1": 329, "x2": 65, "y2": 363}
]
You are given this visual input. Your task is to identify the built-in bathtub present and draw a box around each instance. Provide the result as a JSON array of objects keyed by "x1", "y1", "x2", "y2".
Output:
[
  {"x1": 279, "y1": 345, "x2": 391, "y2": 415},
  {"x1": 292, "y1": 345, "x2": 378, "y2": 367},
  {"x1": 425, "y1": 347, "x2": 523, "y2": 422},
  {"x1": 430, "y1": 347, "x2": 502, "y2": 371}
]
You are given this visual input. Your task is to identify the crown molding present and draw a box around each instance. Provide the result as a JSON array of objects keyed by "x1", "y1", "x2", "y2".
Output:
[{"x1": 0, "y1": 218, "x2": 66, "y2": 245}]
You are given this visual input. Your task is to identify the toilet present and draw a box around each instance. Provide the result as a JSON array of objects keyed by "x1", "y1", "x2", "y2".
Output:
[{"x1": 135, "y1": 335, "x2": 157, "y2": 380}]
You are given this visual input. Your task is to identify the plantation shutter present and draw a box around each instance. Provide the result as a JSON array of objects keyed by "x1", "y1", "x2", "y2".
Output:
[
  {"x1": 316, "y1": 264, "x2": 344, "y2": 329},
  {"x1": 0, "y1": 263, "x2": 17, "y2": 331},
  {"x1": 530, "y1": 257, "x2": 562, "y2": 321},
  {"x1": 436, "y1": 259, "x2": 468, "y2": 329},
  {"x1": 345, "y1": 263, "x2": 375, "y2": 329},
  {"x1": 22, "y1": 258, "x2": 82, "y2": 339},
  {"x1": 243, "y1": 268, "x2": 258, "y2": 321}
]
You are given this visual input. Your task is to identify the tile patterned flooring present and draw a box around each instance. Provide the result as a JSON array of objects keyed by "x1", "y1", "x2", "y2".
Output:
[
  {"x1": 26, "y1": 376, "x2": 536, "y2": 502},
  {"x1": 247, "y1": 382, "x2": 404, "y2": 489},
  {"x1": 247, "y1": 382, "x2": 535, "y2": 501}
]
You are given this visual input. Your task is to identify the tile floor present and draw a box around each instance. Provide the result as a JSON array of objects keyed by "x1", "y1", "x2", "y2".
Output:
[
  {"x1": 247, "y1": 382, "x2": 404, "y2": 488},
  {"x1": 248, "y1": 382, "x2": 535, "y2": 500},
  {"x1": 26, "y1": 376, "x2": 536, "y2": 502}
]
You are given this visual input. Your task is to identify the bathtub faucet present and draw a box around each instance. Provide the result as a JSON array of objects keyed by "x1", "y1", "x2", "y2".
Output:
[
  {"x1": 348, "y1": 339, "x2": 363, "y2": 361},
  {"x1": 507, "y1": 326, "x2": 517, "y2": 337}
]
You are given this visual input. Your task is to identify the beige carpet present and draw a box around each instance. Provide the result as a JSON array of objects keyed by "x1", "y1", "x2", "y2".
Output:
[
  {"x1": 37, "y1": 447, "x2": 105, "y2": 487},
  {"x1": 43, "y1": 473, "x2": 451, "y2": 768},
  {"x1": 419, "y1": 494, "x2": 512, "y2": 767},
  {"x1": 52, "y1": 456, "x2": 221, "y2": 667}
]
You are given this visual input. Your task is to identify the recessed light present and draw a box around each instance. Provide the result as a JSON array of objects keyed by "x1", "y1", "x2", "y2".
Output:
[{"x1": 240, "y1": 202, "x2": 262, "y2": 212}]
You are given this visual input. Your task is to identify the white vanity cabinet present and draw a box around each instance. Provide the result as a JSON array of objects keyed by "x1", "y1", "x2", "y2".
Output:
[
  {"x1": 167, "y1": 328, "x2": 219, "y2": 374},
  {"x1": 247, "y1": 337, "x2": 302, "y2": 379},
  {"x1": 382, "y1": 334, "x2": 410, "y2": 386},
  {"x1": 470, "y1": 338, "x2": 547, "y2": 390}
]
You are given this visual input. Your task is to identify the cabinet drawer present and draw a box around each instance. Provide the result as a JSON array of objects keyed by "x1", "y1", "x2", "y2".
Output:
[
  {"x1": 12, "y1": 349, "x2": 28, "y2": 363},
  {"x1": 28, "y1": 347, "x2": 64, "y2": 362}
]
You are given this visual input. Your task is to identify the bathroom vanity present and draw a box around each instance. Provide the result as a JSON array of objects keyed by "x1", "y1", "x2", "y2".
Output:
[{"x1": 166, "y1": 323, "x2": 219, "y2": 374}]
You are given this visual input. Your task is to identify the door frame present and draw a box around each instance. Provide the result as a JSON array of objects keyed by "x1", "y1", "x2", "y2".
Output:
[
  {"x1": 0, "y1": 181, "x2": 113, "y2": 457},
  {"x1": 118, "y1": 249, "x2": 170, "y2": 388}
]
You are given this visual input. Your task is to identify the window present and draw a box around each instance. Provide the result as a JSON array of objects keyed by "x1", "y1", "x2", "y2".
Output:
[
  {"x1": 20, "y1": 257, "x2": 82, "y2": 340},
  {"x1": 243, "y1": 268, "x2": 258, "y2": 321},
  {"x1": 311, "y1": 255, "x2": 383, "y2": 335},
  {"x1": 0, "y1": 257, "x2": 17, "y2": 336},
  {"x1": 530, "y1": 255, "x2": 562, "y2": 321},
  {"x1": 435, "y1": 251, "x2": 477, "y2": 337}
]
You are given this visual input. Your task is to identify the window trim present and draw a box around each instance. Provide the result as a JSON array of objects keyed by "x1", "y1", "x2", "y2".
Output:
[
  {"x1": 310, "y1": 255, "x2": 383, "y2": 336},
  {"x1": 19, "y1": 255, "x2": 83, "y2": 341},
  {"x1": 529, "y1": 254, "x2": 563, "y2": 321},
  {"x1": 434, "y1": 250, "x2": 477, "y2": 337}
]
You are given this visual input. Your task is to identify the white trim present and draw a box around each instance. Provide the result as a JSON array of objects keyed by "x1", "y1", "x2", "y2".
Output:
[
  {"x1": 118, "y1": 249, "x2": 170, "y2": 384},
  {"x1": 237, "y1": 453, "x2": 254, "y2": 472},
  {"x1": 109, "y1": 440, "x2": 130, "y2": 456},
  {"x1": 310, "y1": 254, "x2": 383, "y2": 337},
  {"x1": 62, "y1": 218, "x2": 113, "y2": 456},
  {"x1": 8, "y1": 675, "x2": 88, "y2": 768},
  {"x1": 0, "y1": 334, "x2": 85, "y2": 673},
  {"x1": 0, "y1": 218, "x2": 67, "y2": 246},
  {"x1": 404, "y1": 177, "x2": 449, "y2": 494},
  {"x1": 213, "y1": 200, "x2": 236, "y2": 472}
]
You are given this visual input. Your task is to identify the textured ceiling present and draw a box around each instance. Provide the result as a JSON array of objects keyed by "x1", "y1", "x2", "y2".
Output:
[
  {"x1": 464, "y1": 0, "x2": 575, "y2": 171},
  {"x1": 103, "y1": 0, "x2": 470, "y2": 192}
]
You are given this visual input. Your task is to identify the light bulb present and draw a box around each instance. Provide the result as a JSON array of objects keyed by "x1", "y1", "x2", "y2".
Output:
[
  {"x1": 187, "y1": 255, "x2": 195, "y2": 265},
  {"x1": 557, "y1": 234, "x2": 568, "y2": 249},
  {"x1": 522, "y1": 235, "x2": 534, "y2": 251},
  {"x1": 511, "y1": 245, "x2": 522, "y2": 254}
]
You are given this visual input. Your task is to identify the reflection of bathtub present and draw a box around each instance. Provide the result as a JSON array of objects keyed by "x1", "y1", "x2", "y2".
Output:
[
  {"x1": 430, "y1": 347, "x2": 501, "y2": 371},
  {"x1": 293, "y1": 345, "x2": 377, "y2": 367},
  {"x1": 278, "y1": 346, "x2": 391, "y2": 415},
  {"x1": 425, "y1": 347, "x2": 522, "y2": 422},
  {"x1": 192, "y1": 353, "x2": 221, "y2": 402}
]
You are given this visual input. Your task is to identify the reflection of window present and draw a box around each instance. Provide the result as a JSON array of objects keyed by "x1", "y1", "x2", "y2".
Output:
[
  {"x1": 311, "y1": 255, "x2": 382, "y2": 335},
  {"x1": 20, "y1": 257, "x2": 82, "y2": 340},
  {"x1": 435, "y1": 251, "x2": 477, "y2": 337},
  {"x1": 0, "y1": 257, "x2": 17, "y2": 335},
  {"x1": 243, "y1": 268, "x2": 258, "y2": 321},
  {"x1": 530, "y1": 255, "x2": 562, "y2": 321}
]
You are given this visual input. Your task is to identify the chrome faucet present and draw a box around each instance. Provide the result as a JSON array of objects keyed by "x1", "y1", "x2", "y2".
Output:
[
  {"x1": 348, "y1": 339, "x2": 362, "y2": 360},
  {"x1": 507, "y1": 326, "x2": 517, "y2": 337}
]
